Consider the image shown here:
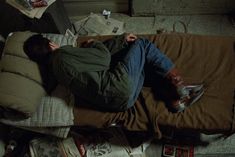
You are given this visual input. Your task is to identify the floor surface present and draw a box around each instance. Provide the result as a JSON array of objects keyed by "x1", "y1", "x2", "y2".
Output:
[{"x1": 70, "y1": 13, "x2": 235, "y2": 37}]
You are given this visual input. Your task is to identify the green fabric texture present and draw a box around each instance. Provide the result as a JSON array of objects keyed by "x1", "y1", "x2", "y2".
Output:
[{"x1": 52, "y1": 42, "x2": 131, "y2": 111}]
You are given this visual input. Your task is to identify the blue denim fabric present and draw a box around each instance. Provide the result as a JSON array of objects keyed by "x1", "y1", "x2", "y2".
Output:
[{"x1": 122, "y1": 38, "x2": 174, "y2": 108}]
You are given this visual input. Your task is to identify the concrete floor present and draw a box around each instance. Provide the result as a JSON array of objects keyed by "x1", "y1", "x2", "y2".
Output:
[{"x1": 70, "y1": 13, "x2": 235, "y2": 37}]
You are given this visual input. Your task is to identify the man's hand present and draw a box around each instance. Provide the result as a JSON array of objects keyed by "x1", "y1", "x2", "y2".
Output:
[{"x1": 125, "y1": 33, "x2": 137, "y2": 43}]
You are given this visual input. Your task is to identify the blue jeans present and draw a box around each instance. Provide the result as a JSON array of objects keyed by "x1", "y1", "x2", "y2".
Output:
[{"x1": 121, "y1": 38, "x2": 174, "y2": 108}]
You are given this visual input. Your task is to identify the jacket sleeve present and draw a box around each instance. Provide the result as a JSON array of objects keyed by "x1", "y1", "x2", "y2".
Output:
[
  {"x1": 103, "y1": 34, "x2": 129, "y2": 55},
  {"x1": 69, "y1": 63, "x2": 131, "y2": 112},
  {"x1": 89, "y1": 41, "x2": 110, "y2": 54}
]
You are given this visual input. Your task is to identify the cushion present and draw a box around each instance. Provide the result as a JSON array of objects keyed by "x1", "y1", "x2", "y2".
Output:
[{"x1": 0, "y1": 31, "x2": 77, "y2": 118}]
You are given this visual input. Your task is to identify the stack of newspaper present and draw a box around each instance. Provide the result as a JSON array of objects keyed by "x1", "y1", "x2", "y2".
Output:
[
  {"x1": 29, "y1": 128, "x2": 149, "y2": 157},
  {"x1": 6, "y1": 0, "x2": 56, "y2": 19},
  {"x1": 73, "y1": 13, "x2": 125, "y2": 36}
]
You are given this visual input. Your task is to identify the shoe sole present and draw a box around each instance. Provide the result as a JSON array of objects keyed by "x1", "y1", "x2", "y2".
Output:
[
  {"x1": 188, "y1": 89, "x2": 204, "y2": 106},
  {"x1": 175, "y1": 90, "x2": 204, "y2": 113},
  {"x1": 185, "y1": 84, "x2": 204, "y2": 93}
]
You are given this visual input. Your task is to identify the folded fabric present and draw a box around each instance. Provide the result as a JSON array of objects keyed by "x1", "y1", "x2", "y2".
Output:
[
  {"x1": 0, "y1": 85, "x2": 74, "y2": 138},
  {"x1": 0, "y1": 96, "x2": 74, "y2": 127}
]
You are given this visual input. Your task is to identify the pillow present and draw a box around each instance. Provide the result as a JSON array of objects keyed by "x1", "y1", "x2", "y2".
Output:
[{"x1": 0, "y1": 31, "x2": 77, "y2": 118}]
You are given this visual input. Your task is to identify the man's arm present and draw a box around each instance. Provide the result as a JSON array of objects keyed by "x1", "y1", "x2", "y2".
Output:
[
  {"x1": 103, "y1": 33, "x2": 137, "y2": 55},
  {"x1": 81, "y1": 39, "x2": 111, "y2": 55},
  {"x1": 79, "y1": 33, "x2": 137, "y2": 55}
]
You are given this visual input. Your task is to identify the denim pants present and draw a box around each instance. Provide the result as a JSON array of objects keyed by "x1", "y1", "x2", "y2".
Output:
[{"x1": 121, "y1": 38, "x2": 174, "y2": 108}]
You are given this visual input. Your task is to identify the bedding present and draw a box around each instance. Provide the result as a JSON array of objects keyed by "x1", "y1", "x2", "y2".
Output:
[
  {"x1": 73, "y1": 33, "x2": 235, "y2": 138},
  {"x1": 148, "y1": 33, "x2": 235, "y2": 133},
  {"x1": 0, "y1": 79, "x2": 74, "y2": 138},
  {"x1": 0, "y1": 31, "x2": 234, "y2": 140}
]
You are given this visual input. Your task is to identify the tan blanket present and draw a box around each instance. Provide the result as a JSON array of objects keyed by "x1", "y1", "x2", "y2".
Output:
[
  {"x1": 152, "y1": 33, "x2": 235, "y2": 131},
  {"x1": 73, "y1": 33, "x2": 235, "y2": 138}
]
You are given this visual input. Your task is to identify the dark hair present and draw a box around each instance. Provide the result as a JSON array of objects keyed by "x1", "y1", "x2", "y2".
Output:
[
  {"x1": 23, "y1": 34, "x2": 51, "y2": 64},
  {"x1": 24, "y1": 34, "x2": 57, "y2": 94}
]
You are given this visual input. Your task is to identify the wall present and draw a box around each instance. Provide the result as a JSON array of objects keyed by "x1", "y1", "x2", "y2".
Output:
[
  {"x1": 62, "y1": 0, "x2": 129, "y2": 17},
  {"x1": 132, "y1": 0, "x2": 235, "y2": 16}
]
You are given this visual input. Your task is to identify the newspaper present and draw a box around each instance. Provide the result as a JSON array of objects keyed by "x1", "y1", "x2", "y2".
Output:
[
  {"x1": 28, "y1": 127, "x2": 148, "y2": 157},
  {"x1": 6, "y1": 0, "x2": 56, "y2": 19},
  {"x1": 73, "y1": 13, "x2": 125, "y2": 36},
  {"x1": 29, "y1": 137, "x2": 81, "y2": 157},
  {"x1": 72, "y1": 128, "x2": 148, "y2": 157},
  {"x1": 73, "y1": 128, "x2": 132, "y2": 157},
  {"x1": 162, "y1": 144, "x2": 194, "y2": 157}
]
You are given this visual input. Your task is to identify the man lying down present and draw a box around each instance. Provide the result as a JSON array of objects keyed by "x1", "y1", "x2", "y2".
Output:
[{"x1": 23, "y1": 33, "x2": 204, "y2": 135}]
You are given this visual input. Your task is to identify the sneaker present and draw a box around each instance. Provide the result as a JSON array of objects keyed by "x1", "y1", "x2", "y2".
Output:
[
  {"x1": 186, "y1": 85, "x2": 204, "y2": 106},
  {"x1": 185, "y1": 84, "x2": 204, "y2": 94},
  {"x1": 177, "y1": 84, "x2": 204, "y2": 100},
  {"x1": 171, "y1": 84, "x2": 204, "y2": 112}
]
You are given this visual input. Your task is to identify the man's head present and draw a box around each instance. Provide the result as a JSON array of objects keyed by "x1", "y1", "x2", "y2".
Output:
[{"x1": 23, "y1": 34, "x2": 52, "y2": 64}]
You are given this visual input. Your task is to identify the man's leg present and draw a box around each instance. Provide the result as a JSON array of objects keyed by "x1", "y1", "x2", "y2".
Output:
[
  {"x1": 118, "y1": 38, "x2": 175, "y2": 108},
  {"x1": 119, "y1": 41, "x2": 146, "y2": 108},
  {"x1": 135, "y1": 38, "x2": 175, "y2": 76},
  {"x1": 129, "y1": 39, "x2": 204, "y2": 112}
]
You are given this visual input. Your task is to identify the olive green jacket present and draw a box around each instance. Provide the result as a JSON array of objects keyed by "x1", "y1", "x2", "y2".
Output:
[{"x1": 51, "y1": 35, "x2": 132, "y2": 111}]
